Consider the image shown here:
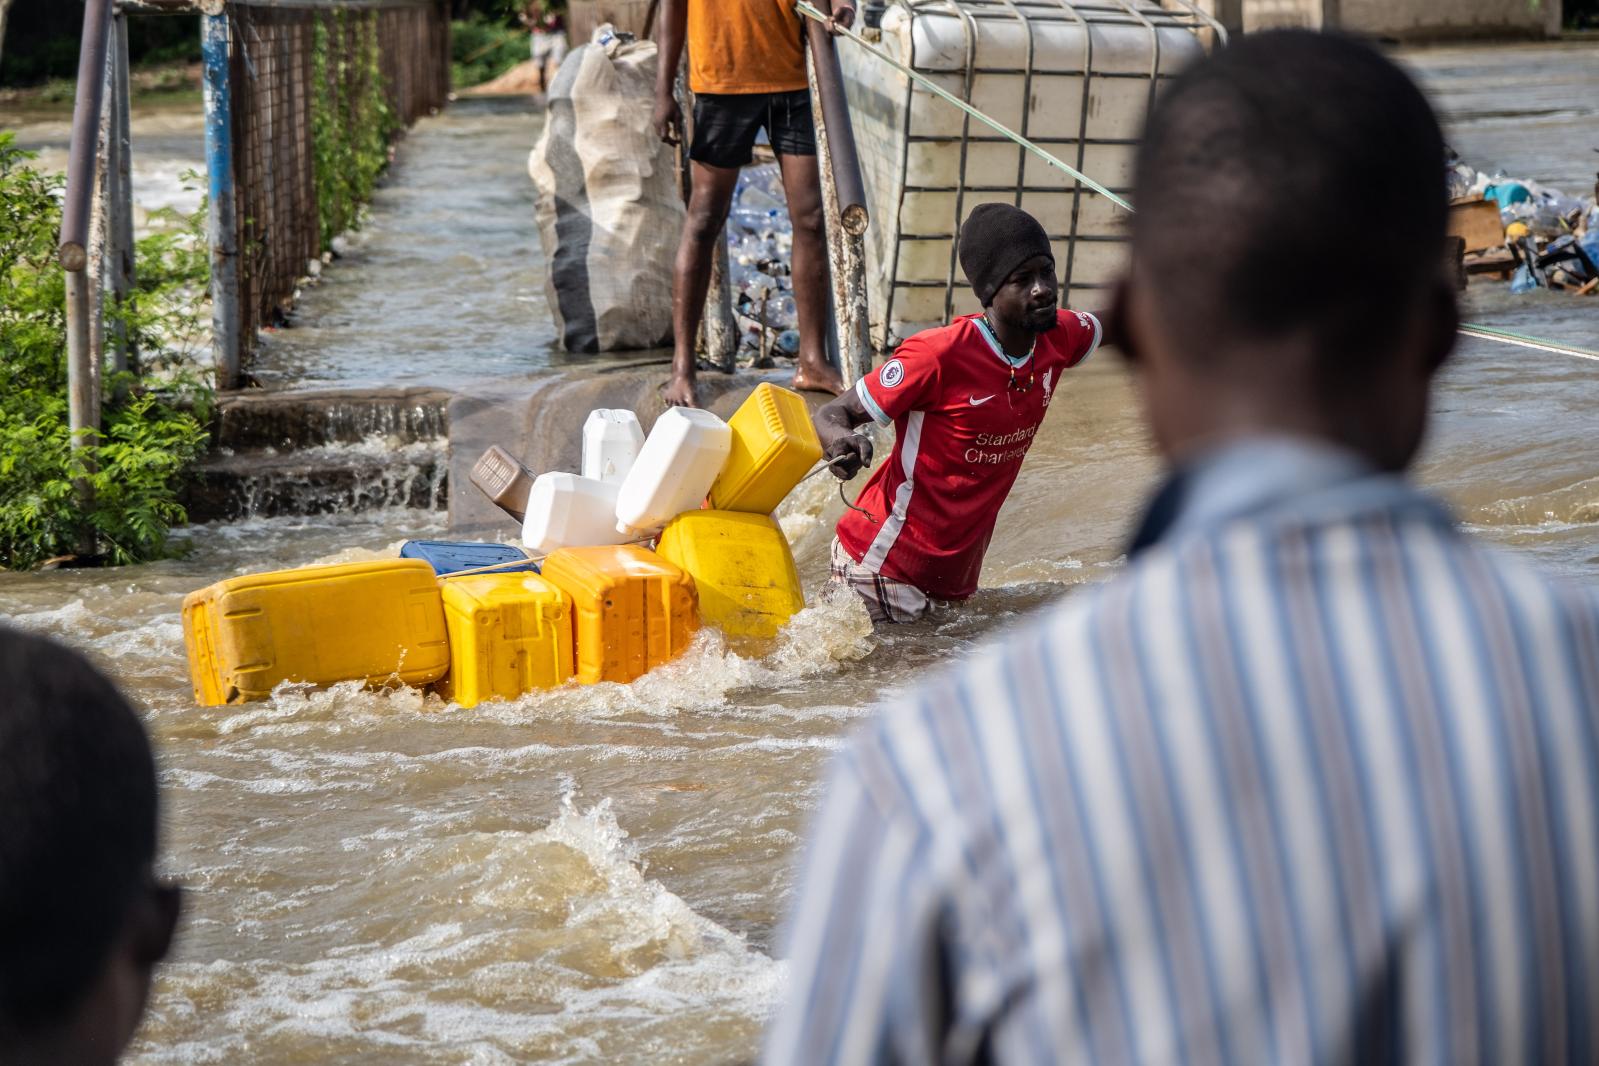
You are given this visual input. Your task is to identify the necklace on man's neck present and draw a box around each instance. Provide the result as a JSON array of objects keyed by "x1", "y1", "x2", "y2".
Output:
[
  {"x1": 982, "y1": 313, "x2": 1035, "y2": 360},
  {"x1": 980, "y1": 314, "x2": 1036, "y2": 393}
]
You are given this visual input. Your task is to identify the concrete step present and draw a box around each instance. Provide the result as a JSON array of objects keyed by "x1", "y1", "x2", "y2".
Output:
[
  {"x1": 211, "y1": 387, "x2": 451, "y2": 451},
  {"x1": 183, "y1": 441, "x2": 447, "y2": 522}
]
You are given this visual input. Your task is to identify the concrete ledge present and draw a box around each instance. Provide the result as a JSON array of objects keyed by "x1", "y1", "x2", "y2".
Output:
[{"x1": 212, "y1": 386, "x2": 452, "y2": 450}]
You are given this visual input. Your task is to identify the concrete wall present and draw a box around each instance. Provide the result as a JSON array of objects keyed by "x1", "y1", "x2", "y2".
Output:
[
  {"x1": 1190, "y1": 0, "x2": 1564, "y2": 39},
  {"x1": 1242, "y1": 0, "x2": 1329, "y2": 31},
  {"x1": 1336, "y1": 0, "x2": 1562, "y2": 40}
]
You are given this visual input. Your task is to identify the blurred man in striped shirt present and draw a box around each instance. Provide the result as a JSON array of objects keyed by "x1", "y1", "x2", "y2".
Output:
[{"x1": 766, "y1": 30, "x2": 1599, "y2": 1066}]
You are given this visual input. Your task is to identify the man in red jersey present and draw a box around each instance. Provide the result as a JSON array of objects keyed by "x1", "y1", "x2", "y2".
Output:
[{"x1": 814, "y1": 203, "x2": 1104, "y2": 622}]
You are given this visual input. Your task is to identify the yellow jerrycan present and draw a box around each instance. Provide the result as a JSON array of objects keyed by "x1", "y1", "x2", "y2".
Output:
[
  {"x1": 655, "y1": 510, "x2": 804, "y2": 640},
  {"x1": 182, "y1": 559, "x2": 449, "y2": 706},
  {"x1": 709, "y1": 382, "x2": 823, "y2": 515},
  {"x1": 438, "y1": 572, "x2": 575, "y2": 708}
]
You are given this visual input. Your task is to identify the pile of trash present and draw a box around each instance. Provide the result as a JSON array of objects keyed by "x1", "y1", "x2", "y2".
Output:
[
  {"x1": 1448, "y1": 152, "x2": 1599, "y2": 295},
  {"x1": 727, "y1": 163, "x2": 801, "y2": 359}
]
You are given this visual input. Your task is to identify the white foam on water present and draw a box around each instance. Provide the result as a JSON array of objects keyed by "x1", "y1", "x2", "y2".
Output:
[
  {"x1": 129, "y1": 794, "x2": 782, "y2": 1064},
  {"x1": 464, "y1": 593, "x2": 875, "y2": 723}
]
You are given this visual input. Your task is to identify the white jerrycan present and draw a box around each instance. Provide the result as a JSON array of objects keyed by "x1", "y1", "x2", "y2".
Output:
[
  {"x1": 614, "y1": 408, "x2": 733, "y2": 537},
  {"x1": 581, "y1": 409, "x2": 646, "y2": 484},
  {"x1": 522, "y1": 472, "x2": 632, "y2": 554}
]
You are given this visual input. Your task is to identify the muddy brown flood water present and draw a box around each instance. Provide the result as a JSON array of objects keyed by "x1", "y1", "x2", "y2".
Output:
[{"x1": 1, "y1": 42, "x2": 1596, "y2": 1065}]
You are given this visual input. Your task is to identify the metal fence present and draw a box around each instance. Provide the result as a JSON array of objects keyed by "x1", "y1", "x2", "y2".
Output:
[{"x1": 213, "y1": 0, "x2": 450, "y2": 386}]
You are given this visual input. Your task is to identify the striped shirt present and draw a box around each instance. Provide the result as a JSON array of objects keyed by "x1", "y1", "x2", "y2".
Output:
[{"x1": 765, "y1": 436, "x2": 1599, "y2": 1065}]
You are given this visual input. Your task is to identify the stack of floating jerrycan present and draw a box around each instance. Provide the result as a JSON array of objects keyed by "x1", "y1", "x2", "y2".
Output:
[
  {"x1": 656, "y1": 383, "x2": 822, "y2": 639},
  {"x1": 437, "y1": 571, "x2": 574, "y2": 707},
  {"x1": 541, "y1": 545, "x2": 698, "y2": 684},
  {"x1": 182, "y1": 560, "x2": 449, "y2": 706}
]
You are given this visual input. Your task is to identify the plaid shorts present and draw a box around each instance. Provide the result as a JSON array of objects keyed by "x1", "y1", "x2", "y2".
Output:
[{"x1": 829, "y1": 538, "x2": 932, "y2": 625}]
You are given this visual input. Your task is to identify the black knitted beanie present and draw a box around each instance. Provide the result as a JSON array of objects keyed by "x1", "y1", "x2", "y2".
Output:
[{"x1": 958, "y1": 203, "x2": 1054, "y2": 306}]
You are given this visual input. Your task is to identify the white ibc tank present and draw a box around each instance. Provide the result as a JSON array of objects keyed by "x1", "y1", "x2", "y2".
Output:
[
  {"x1": 522, "y1": 472, "x2": 631, "y2": 554},
  {"x1": 614, "y1": 408, "x2": 733, "y2": 537},
  {"x1": 839, "y1": 1, "x2": 1217, "y2": 347},
  {"x1": 582, "y1": 409, "x2": 646, "y2": 484}
]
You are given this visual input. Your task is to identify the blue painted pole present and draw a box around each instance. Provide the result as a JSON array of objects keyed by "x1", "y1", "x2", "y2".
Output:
[{"x1": 201, "y1": 11, "x2": 241, "y2": 390}]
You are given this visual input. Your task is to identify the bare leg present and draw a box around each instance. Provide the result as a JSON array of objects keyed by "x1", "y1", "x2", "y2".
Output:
[
  {"x1": 666, "y1": 161, "x2": 741, "y2": 407},
  {"x1": 776, "y1": 151, "x2": 845, "y2": 397}
]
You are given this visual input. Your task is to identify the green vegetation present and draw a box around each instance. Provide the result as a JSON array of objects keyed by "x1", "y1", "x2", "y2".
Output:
[
  {"x1": 451, "y1": 14, "x2": 530, "y2": 89},
  {"x1": 0, "y1": 136, "x2": 212, "y2": 570},
  {"x1": 311, "y1": 10, "x2": 402, "y2": 249}
]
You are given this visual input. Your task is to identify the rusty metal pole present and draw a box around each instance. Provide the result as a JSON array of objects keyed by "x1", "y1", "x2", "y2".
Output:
[
  {"x1": 107, "y1": 8, "x2": 136, "y2": 377},
  {"x1": 703, "y1": 227, "x2": 738, "y2": 372},
  {"x1": 61, "y1": 0, "x2": 115, "y2": 556},
  {"x1": 805, "y1": 19, "x2": 872, "y2": 384},
  {"x1": 88, "y1": 46, "x2": 114, "y2": 398}
]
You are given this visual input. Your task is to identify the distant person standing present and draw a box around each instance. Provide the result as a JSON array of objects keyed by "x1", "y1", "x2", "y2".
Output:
[
  {"x1": 653, "y1": 0, "x2": 852, "y2": 407},
  {"x1": 522, "y1": 1, "x2": 568, "y2": 92},
  {"x1": 767, "y1": 31, "x2": 1599, "y2": 1065},
  {"x1": 0, "y1": 628, "x2": 181, "y2": 1063}
]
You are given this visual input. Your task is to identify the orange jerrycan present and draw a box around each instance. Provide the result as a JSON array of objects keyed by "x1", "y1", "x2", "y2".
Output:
[
  {"x1": 181, "y1": 559, "x2": 449, "y2": 706},
  {"x1": 540, "y1": 545, "x2": 698, "y2": 685},
  {"x1": 438, "y1": 572, "x2": 574, "y2": 708}
]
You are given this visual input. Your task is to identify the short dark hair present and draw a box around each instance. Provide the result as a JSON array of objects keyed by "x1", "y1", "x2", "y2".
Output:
[
  {"x1": 1132, "y1": 30, "x2": 1446, "y2": 373},
  {"x1": 0, "y1": 628, "x2": 159, "y2": 1036}
]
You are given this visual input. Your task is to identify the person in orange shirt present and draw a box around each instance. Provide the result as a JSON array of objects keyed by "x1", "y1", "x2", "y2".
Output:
[{"x1": 653, "y1": 0, "x2": 854, "y2": 407}]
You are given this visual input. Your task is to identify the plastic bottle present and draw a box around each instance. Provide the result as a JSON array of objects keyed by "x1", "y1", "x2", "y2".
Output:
[
  {"x1": 614, "y1": 408, "x2": 733, "y2": 537},
  {"x1": 581, "y1": 409, "x2": 645, "y2": 484},
  {"x1": 522, "y1": 473, "x2": 631, "y2": 554}
]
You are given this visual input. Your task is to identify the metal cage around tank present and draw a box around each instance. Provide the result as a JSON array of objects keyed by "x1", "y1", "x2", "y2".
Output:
[{"x1": 837, "y1": 0, "x2": 1223, "y2": 350}]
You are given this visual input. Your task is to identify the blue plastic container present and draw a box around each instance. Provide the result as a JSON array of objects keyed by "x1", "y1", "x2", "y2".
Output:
[{"x1": 399, "y1": 540, "x2": 539, "y2": 577}]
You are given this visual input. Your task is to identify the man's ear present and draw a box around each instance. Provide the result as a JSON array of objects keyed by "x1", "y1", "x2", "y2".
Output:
[
  {"x1": 1422, "y1": 274, "x2": 1459, "y2": 377},
  {"x1": 132, "y1": 884, "x2": 182, "y2": 968},
  {"x1": 1106, "y1": 275, "x2": 1138, "y2": 365}
]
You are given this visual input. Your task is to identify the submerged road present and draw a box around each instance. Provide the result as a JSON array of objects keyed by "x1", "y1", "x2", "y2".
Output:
[{"x1": 0, "y1": 41, "x2": 1594, "y2": 1063}]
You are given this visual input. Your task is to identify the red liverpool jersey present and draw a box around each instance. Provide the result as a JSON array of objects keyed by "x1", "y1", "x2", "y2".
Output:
[{"x1": 836, "y1": 309, "x2": 1101, "y2": 600}]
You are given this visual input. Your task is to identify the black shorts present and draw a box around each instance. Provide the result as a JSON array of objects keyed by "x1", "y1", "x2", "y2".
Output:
[{"x1": 689, "y1": 90, "x2": 816, "y2": 169}]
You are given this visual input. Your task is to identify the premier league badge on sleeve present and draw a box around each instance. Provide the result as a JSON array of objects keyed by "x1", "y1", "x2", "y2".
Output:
[{"x1": 879, "y1": 359, "x2": 905, "y2": 388}]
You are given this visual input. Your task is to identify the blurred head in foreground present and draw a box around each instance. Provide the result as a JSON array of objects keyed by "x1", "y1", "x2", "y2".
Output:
[
  {"x1": 0, "y1": 628, "x2": 180, "y2": 1064},
  {"x1": 1110, "y1": 28, "x2": 1456, "y2": 473}
]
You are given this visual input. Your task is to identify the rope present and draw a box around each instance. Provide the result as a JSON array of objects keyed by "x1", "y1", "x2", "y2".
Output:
[
  {"x1": 794, "y1": 1, "x2": 1132, "y2": 211},
  {"x1": 796, "y1": 1, "x2": 1598, "y2": 369},
  {"x1": 1455, "y1": 324, "x2": 1599, "y2": 364}
]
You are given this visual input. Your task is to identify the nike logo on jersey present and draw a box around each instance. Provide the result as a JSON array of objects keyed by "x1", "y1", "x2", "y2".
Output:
[{"x1": 968, "y1": 394, "x2": 995, "y2": 406}]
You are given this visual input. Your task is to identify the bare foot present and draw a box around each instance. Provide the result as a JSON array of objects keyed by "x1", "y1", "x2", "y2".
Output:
[
  {"x1": 663, "y1": 373, "x2": 699, "y2": 408},
  {"x1": 790, "y1": 363, "x2": 846, "y2": 397}
]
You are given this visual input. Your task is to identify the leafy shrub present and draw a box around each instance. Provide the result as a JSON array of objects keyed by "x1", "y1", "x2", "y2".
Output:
[
  {"x1": 312, "y1": 10, "x2": 402, "y2": 249},
  {"x1": 0, "y1": 135, "x2": 213, "y2": 570},
  {"x1": 451, "y1": 14, "x2": 531, "y2": 90}
]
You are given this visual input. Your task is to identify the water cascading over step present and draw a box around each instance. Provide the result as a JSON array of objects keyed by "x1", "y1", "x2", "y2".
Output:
[{"x1": 183, "y1": 388, "x2": 451, "y2": 521}]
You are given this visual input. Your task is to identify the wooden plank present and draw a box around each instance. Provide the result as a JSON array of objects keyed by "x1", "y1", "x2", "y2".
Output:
[{"x1": 1448, "y1": 199, "x2": 1506, "y2": 254}]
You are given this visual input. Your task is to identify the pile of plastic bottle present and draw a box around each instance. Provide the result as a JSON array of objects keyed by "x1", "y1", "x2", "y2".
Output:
[
  {"x1": 727, "y1": 163, "x2": 802, "y2": 357},
  {"x1": 1447, "y1": 153, "x2": 1599, "y2": 294}
]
